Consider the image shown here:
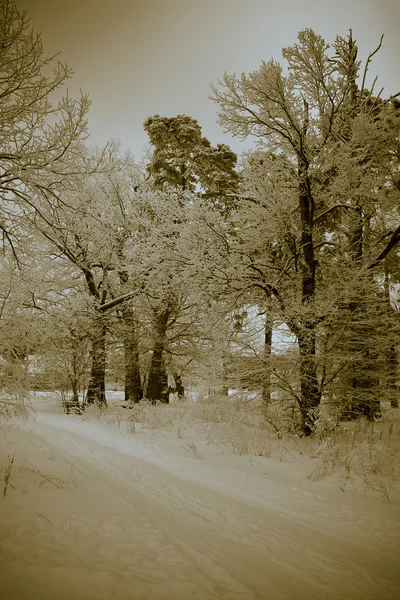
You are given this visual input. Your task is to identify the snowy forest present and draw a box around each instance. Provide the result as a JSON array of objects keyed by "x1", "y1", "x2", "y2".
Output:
[
  {"x1": 1, "y1": 1, "x2": 399, "y2": 435},
  {"x1": 1, "y1": 1, "x2": 400, "y2": 598}
]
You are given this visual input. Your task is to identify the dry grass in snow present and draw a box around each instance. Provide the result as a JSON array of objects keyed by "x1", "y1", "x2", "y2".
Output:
[
  {"x1": 1, "y1": 392, "x2": 400, "y2": 599},
  {"x1": 79, "y1": 392, "x2": 400, "y2": 502}
]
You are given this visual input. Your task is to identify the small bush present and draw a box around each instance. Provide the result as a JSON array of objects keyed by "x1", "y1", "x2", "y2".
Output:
[
  {"x1": 183, "y1": 442, "x2": 203, "y2": 459},
  {"x1": 262, "y1": 400, "x2": 302, "y2": 437},
  {"x1": 306, "y1": 416, "x2": 400, "y2": 500},
  {"x1": 126, "y1": 401, "x2": 176, "y2": 431}
]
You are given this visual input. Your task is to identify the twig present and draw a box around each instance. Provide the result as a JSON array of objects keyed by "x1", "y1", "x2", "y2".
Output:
[
  {"x1": 35, "y1": 513, "x2": 54, "y2": 526},
  {"x1": 2, "y1": 454, "x2": 15, "y2": 497}
]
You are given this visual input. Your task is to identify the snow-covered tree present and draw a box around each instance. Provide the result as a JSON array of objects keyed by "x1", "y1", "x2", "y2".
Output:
[
  {"x1": 0, "y1": 0, "x2": 92, "y2": 256},
  {"x1": 144, "y1": 114, "x2": 239, "y2": 209},
  {"x1": 140, "y1": 114, "x2": 239, "y2": 403},
  {"x1": 207, "y1": 29, "x2": 400, "y2": 433}
]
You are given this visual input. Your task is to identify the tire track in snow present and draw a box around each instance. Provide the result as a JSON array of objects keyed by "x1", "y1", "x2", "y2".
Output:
[{"x1": 25, "y1": 413, "x2": 400, "y2": 600}]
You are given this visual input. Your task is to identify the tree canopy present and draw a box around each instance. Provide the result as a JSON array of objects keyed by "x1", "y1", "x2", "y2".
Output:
[{"x1": 1, "y1": 2, "x2": 399, "y2": 435}]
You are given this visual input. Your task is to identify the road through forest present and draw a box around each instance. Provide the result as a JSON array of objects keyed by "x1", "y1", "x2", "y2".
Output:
[{"x1": 1, "y1": 409, "x2": 399, "y2": 600}]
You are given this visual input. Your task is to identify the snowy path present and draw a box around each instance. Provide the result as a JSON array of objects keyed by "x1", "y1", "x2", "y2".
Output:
[{"x1": 1, "y1": 411, "x2": 399, "y2": 599}]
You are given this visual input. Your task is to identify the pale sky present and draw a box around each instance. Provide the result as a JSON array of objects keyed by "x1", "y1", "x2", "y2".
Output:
[{"x1": 20, "y1": 0, "x2": 400, "y2": 159}]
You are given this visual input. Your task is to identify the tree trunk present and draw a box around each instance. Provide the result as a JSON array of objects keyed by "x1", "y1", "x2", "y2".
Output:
[
  {"x1": 70, "y1": 338, "x2": 80, "y2": 404},
  {"x1": 117, "y1": 258, "x2": 142, "y2": 404},
  {"x1": 71, "y1": 380, "x2": 79, "y2": 404},
  {"x1": 297, "y1": 326, "x2": 321, "y2": 435},
  {"x1": 146, "y1": 346, "x2": 169, "y2": 404},
  {"x1": 343, "y1": 297, "x2": 381, "y2": 421},
  {"x1": 296, "y1": 159, "x2": 321, "y2": 434},
  {"x1": 121, "y1": 305, "x2": 142, "y2": 403},
  {"x1": 387, "y1": 344, "x2": 399, "y2": 409},
  {"x1": 262, "y1": 315, "x2": 272, "y2": 405},
  {"x1": 146, "y1": 308, "x2": 170, "y2": 404},
  {"x1": 172, "y1": 373, "x2": 185, "y2": 399},
  {"x1": 384, "y1": 263, "x2": 399, "y2": 409},
  {"x1": 220, "y1": 353, "x2": 230, "y2": 396},
  {"x1": 345, "y1": 210, "x2": 381, "y2": 420},
  {"x1": 86, "y1": 318, "x2": 107, "y2": 407}
]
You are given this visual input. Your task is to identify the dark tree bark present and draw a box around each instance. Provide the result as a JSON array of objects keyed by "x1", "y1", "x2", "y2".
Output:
[
  {"x1": 71, "y1": 369, "x2": 79, "y2": 404},
  {"x1": 387, "y1": 344, "x2": 399, "y2": 409},
  {"x1": 220, "y1": 353, "x2": 230, "y2": 397},
  {"x1": 86, "y1": 317, "x2": 107, "y2": 407},
  {"x1": 262, "y1": 315, "x2": 272, "y2": 406},
  {"x1": 296, "y1": 159, "x2": 322, "y2": 434},
  {"x1": 172, "y1": 373, "x2": 185, "y2": 399},
  {"x1": 85, "y1": 284, "x2": 143, "y2": 406},
  {"x1": 117, "y1": 256, "x2": 142, "y2": 404},
  {"x1": 384, "y1": 264, "x2": 399, "y2": 409},
  {"x1": 146, "y1": 308, "x2": 170, "y2": 404},
  {"x1": 121, "y1": 305, "x2": 142, "y2": 404},
  {"x1": 69, "y1": 330, "x2": 84, "y2": 404},
  {"x1": 297, "y1": 326, "x2": 321, "y2": 435}
]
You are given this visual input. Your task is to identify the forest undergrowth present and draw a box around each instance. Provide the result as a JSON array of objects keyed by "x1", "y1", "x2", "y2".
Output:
[{"x1": 1, "y1": 389, "x2": 399, "y2": 502}]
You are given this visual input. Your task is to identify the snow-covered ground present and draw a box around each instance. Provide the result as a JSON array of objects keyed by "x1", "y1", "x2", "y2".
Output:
[{"x1": 1, "y1": 393, "x2": 399, "y2": 599}]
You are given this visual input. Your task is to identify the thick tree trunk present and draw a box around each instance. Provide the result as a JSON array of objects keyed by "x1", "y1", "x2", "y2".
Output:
[
  {"x1": 146, "y1": 346, "x2": 169, "y2": 404},
  {"x1": 297, "y1": 326, "x2": 321, "y2": 435},
  {"x1": 146, "y1": 308, "x2": 170, "y2": 404},
  {"x1": 296, "y1": 159, "x2": 321, "y2": 434},
  {"x1": 117, "y1": 259, "x2": 142, "y2": 404},
  {"x1": 71, "y1": 381, "x2": 79, "y2": 404},
  {"x1": 86, "y1": 318, "x2": 107, "y2": 407},
  {"x1": 262, "y1": 316, "x2": 272, "y2": 406},
  {"x1": 121, "y1": 305, "x2": 142, "y2": 403}
]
